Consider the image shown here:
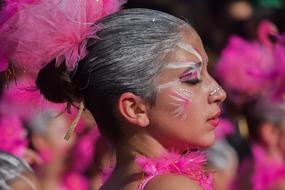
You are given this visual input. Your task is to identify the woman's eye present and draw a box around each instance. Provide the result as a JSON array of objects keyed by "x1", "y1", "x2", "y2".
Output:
[{"x1": 184, "y1": 78, "x2": 202, "y2": 85}]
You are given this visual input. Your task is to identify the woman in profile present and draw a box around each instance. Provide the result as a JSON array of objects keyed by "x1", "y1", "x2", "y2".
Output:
[{"x1": 1, "y1": 1, "x2": 226, "y2": 189}]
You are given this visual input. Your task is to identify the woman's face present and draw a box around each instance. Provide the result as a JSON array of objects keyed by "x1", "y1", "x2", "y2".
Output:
[
  {"x1": 147, "y1": 28, "x2": 226, "y2": 150},
  {"x1": 34, "y1": 114, "x2": 75, "y2": 162}
]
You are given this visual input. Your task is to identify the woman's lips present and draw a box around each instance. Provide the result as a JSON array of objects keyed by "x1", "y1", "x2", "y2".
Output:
[
  {"x1": 207, "y1": 118, "x2": 220, "y2": 127},
  {"x1": 207, "y1": 111, "x2": 221, "y2": 127}
]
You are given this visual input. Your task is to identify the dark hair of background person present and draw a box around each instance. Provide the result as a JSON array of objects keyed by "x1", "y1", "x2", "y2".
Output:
[{"x1": 244, "y1": 99, "x2": 285, "y2": 143}]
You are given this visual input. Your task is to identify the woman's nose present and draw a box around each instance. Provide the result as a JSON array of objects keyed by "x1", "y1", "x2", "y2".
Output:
[{"x1": 208, "y1": 83, "x2": 227, "y2": 104}]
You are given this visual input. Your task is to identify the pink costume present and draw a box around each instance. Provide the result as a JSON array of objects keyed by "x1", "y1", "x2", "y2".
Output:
[{"x1": 135, "y1": 151, "x2": 213, "y2": 190}]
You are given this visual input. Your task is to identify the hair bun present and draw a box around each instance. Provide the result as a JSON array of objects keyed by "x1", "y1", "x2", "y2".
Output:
[{"x1": 36, "y1": 60, "x2": 81, "y2": 104}]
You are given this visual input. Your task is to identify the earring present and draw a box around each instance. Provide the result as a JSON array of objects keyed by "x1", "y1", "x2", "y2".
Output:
[{"x1": 209, "y1": 86, "x2": 221, "y2": 96}]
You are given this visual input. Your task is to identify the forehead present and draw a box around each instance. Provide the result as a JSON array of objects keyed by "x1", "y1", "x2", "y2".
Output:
[{"x1": 157, "y1": 28, "x2": 207, "y2": 83}]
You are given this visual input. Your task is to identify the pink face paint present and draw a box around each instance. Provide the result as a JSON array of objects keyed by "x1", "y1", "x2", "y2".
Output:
[
  {"x1": 179, "y1": 70, "x2": 200, "y2": 81},
  {"x1": 158, "y1": 61, "x2": 202, "y2": 91},
  {"x1": 179, "y1": 63, "x2": 202, "y2": 83},
  {"x1": 169, "y1": 90, "x2": 191, "y2": 121}
]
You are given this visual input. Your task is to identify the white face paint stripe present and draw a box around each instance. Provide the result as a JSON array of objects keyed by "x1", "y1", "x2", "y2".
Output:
[
  {"x1": 157, "y1": 79, "x2": 180, "y2": 90},
  {"x1": 169, "y1": 91, "x2": 191, "y2": 121},
  {"x1": 177, "y1": 42, "x2": 203, "y2": 62},
  {"x1": 165, "y1": 61, "x2": 197, "y2": 69}
]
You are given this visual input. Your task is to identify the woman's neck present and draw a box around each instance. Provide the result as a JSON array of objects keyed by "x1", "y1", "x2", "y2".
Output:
[
  {"x1": 116, "y1": 133, "x2": 167, "y2": 167},
  {"x1": 37, "y1": 158, "x2": 66, "y2": 178}
]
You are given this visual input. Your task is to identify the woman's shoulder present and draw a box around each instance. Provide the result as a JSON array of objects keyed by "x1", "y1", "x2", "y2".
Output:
[{"x1": 144, "y1": 174, "x2": 203, "y2": 190}]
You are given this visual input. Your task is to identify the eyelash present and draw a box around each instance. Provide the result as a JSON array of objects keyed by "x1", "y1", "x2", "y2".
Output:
[{"x1": 184, "y1": 78, "x2": 202, "y2": 85}]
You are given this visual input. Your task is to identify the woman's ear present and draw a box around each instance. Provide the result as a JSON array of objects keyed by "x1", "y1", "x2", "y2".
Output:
[{"x1": 118, "y1": 92, "x2": 150, "y2": 128}]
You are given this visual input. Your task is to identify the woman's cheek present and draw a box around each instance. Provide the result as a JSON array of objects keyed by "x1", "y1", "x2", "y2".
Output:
[{"x1": 167, "y1": 88, "x2": 193, "y2": 121}]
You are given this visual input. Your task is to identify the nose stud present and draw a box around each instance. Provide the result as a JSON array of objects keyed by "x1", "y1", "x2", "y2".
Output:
[{"x1": 209, "y1": 86, "x2": 221, "y2": 96}]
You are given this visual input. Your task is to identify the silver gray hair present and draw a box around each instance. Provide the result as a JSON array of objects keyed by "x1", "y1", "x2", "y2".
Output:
[
  {"x1": 0, "y1": 151, "x2": 36, "y2": 190},
  {"x1": 71, "y1": 9, "x2": 190, "y2": 139}
]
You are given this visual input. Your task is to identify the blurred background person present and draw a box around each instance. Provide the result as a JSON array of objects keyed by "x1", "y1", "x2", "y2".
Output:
[
  {"x1": 215, "y1": 12, "x2": 285, "y2": 190},
  {"x1": 232, "y1": 99, "x2": 285, "y2": 190},
  {"x1": 26, "y1": 109, "x2": 87, "y2": 190}
]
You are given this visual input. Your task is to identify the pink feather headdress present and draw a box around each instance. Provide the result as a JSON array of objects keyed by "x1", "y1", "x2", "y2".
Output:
[
  {"x1": 0, "y1": 0, "x2": 125, "y2": 73},
  {"x1": 0, "y1": 0, "x2": 39, "y2": 71}
]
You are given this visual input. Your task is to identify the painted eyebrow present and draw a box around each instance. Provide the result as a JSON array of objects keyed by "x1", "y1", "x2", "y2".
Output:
[
  {"x1": 177, "y1": 42, "x2": 203, "y2": 62},
  {"x1": 165, "y1": 61, "x2": 202, "y2": 70},
  {"x1": 157, "y1": 62, "x2": 202, "y2": 90},
  {"x1": 165, "y1": 61, "x2": 197, "y2": 69}
]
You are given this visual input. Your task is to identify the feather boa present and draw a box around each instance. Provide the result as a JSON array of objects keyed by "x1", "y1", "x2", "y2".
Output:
[{"x1": 135, "y1": 151, "x2": 213, "y2": 190}]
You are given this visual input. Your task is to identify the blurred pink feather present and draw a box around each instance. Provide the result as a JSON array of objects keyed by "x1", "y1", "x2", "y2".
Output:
[
  {"x1": 257, "y1": 20, "x2": 278, "y2": 48},
  {"x1": 71, "y1": 127, "x2": 100, "y2": 172},
  {"x1": 0, "y1": 114, "x2": 28, "y2": 157},
  {"x1": 215, "y1": 118, "x2": 235, "y2": 140},
  {"x1": 216, "y1": 35, "x2": 278, "y2": 104},
  {"x1": 0, "y1": 77, "x2": 66, "y2": 120},
  {"x1": 252, "y1": 144, "x2": 285, "y2": 190},
  {"x1": 216, "y1": 20, "x2": 285, "y2": 103},
  {"x1": 274, "y1": 34, "x2": 285, "y2": 99},
  {"x1": 62, "y1": 172, "x2": 89, "y2": 190}
]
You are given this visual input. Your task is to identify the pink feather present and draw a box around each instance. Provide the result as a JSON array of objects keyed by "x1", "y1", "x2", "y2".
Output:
[
  {"x1": 136, "y1": 151, "x2": 213, "y2": 190},
  {"x1": 0, "y1": 77, "x2": 66, "y2": 120},
  {"x1": 0, "y1": 0, "x2": 39, "y2": 71},
  {"x1": 0, "y1": 114, "x2": 28, "y2": 157},
  {"x1": 71, "y1": 127, "x2": 100, "y2": 172},
  {"x1": 0, "y1": 0, "x2": 125, "y2": 73},
  {"x1": 0, "y1": 0, "x2": 39, "y2": 25},
  {"x1": 216, "y1": 21, "x2": 285, "y2": 103},
  {"x1": 251, "y1": 144, "x2": 285, "y2": 190},
  {"x1": 62, "y1": 172, "x2": 89, "y2": 190},
  {"x1": 257, "y1": 20, "x2": 278, "y2": 48}
]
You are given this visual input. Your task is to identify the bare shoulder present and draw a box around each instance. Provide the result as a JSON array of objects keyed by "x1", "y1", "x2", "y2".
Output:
[{"x1": 144, "y1": 174, "x2": 203, "y2": 190}]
